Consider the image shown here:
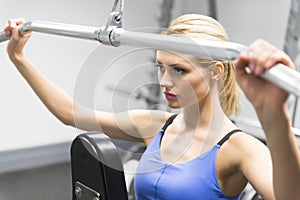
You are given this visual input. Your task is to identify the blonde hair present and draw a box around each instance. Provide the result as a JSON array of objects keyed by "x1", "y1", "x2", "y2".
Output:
[{"x1": 164, "y1": 14, "x2": 238, "y2": 116}]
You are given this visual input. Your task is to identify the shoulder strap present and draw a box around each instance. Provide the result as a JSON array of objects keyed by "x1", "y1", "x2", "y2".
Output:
[
  {"x1": 217, "y1": 129, "x2": 242, "y2": 146},
  {"x1": 161, "y1": 114, "x2": 178, "y2": 131}
]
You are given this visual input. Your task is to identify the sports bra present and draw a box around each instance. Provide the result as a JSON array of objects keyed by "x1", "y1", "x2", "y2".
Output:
[{"x1": 134, "y1": 114, "x2": 244, "y2": 200}]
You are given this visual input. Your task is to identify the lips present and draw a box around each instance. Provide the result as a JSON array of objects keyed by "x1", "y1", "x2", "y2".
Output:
[{"x1": 164, "y1": 92, "x2": 177, "y2": 100}]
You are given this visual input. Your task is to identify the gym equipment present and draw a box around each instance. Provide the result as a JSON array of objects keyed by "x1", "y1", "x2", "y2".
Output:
[
  {"x1": 1, "y1": 0, "x2": 300, "y2": 97},
  {"x1": 71, "y1": 132, "x2": 128, "y2": 200}
]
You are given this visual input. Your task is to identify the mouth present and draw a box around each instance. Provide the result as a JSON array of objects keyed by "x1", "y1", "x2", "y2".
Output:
[{"x1": 164, "y1": 92, "x2": 177, "y2": 100}]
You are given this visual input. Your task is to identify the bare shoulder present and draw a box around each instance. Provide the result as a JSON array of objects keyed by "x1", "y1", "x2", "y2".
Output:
[
  {"x1": 128, "y1": 109, "x2": 173, "y2": 128},
  {"x1": 229, "y1": 131, "x2": 267, "y2": 150},
  {"x1": 92, "y1": 109, "x2": 173, "y2": 143},
  {"x1": 219, "y1": 131, "x2": 269, "y2": 165},
  {"x1": 224, "y1": 132, "x2": 274, "y2": 199},
  {"x1": 227, "y1": 131, "x2": 263, "y2": 145},
  {"x1": 226, "y1": 131, "x2": 268, "y2": 155},
  {"x1": 217, "y1": 132, "x2": 273, "y2": 198},
  {"x1": 128, "y1": 109, "x2": 174, "y2": 144}
]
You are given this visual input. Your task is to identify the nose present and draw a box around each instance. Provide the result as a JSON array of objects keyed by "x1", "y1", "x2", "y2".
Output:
[{"x1": 159, "y1": 70, "x2": 174, "y2": 89}]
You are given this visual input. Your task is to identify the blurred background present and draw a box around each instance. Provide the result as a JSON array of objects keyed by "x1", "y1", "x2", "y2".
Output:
[{"x1": 0, "y1": 0, "x2": 299, "y2": 199}]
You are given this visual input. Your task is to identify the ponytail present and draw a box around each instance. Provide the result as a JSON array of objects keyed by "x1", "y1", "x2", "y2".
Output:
[{"x1": 218, "y1": 62, "x2": 239, "y2": 116}]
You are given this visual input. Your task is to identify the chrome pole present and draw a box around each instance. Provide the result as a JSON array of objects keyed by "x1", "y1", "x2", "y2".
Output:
[
  {"x1": 1, "y1": 20, "x2": 300, "y2": 97},
  {"x1": 114, "y1": 29, "x2": 300, "y2": 97},
  {"x1": 0, "y1": 21, "x2": 102, "y2": 42},
  {"x1": 0, "y1": 31, "x2": 11, "y2": 43},
  {"x1": 114, "y1": 29, "x2": 245, "y2": 60}
]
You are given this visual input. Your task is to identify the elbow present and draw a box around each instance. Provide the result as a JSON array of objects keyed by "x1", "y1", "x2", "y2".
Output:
[
  {"x1": 58, "y1": 103, "x2": 96, "y2": 131},
  {"x1": 57, "y1": 108, "x2": 75, "y2": 127},
  {"x1": 61, "y1": 117, "x2": 74, "y2": 127}
]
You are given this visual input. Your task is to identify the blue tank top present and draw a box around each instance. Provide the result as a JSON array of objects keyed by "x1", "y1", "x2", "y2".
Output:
[{"x1": 134, "y1": 115, "x2": 243, "y2": 200}]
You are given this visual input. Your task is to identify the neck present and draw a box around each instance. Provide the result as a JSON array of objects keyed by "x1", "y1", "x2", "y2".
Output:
[{"x1": 181, "y1": 89, "x2": 229, "y2": 134}]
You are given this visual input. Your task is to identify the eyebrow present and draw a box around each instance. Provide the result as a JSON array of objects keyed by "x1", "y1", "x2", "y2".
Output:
[{"x1": 156, "y1": 59, "x2": 184, "y2": 67}]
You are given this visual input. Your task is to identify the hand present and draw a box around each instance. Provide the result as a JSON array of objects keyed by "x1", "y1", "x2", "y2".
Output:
[
  {"x1": 4, "y1": 18, "x2": 32, "y2": 61},
  {"x1": 234, "y1": 39, "x2": 295, "y2": 111}
]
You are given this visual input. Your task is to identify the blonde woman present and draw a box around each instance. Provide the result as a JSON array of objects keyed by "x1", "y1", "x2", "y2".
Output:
[{"x1": 4, "y1": 14, "x2": 300, "y2": 200}]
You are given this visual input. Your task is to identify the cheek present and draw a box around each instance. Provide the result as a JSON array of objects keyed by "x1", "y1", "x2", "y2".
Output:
[
  {"x1": 174, "y1": 78, "x2": 207, "y2": 104},
  {"x1": 189, "y1": 73, "x2": 210, "y2": 90},
  {"x1": 185, "y1": 76, "x2": 211, "y2": 100}
]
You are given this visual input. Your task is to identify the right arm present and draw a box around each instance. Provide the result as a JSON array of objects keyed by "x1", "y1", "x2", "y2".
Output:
[{"x1": 5, "y1": 18, "x2": 171, "y2": 144}]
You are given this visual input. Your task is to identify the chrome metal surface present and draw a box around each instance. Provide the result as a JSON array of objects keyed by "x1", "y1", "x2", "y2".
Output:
[{"x1": 1, "y1": 20, "x2": 300, "y2": 96}]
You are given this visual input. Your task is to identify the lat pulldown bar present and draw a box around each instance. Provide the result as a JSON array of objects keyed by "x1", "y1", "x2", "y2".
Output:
[{"x1": 1, "y1": 0, "x2": 300, "y2": 97}]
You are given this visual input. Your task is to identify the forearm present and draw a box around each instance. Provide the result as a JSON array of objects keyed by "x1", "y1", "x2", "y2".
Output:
[
  {"x1": 11, "y1": 55, "x2": 75, "y2": 126},
  {"x1": 257, "y1": 106, "x2": 300, "y2": 199},
  {"x1": 5, "y1": 19, "x2": 104, "y2": 132}
]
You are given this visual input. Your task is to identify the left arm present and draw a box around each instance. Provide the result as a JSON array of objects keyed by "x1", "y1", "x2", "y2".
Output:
[
  {"x1": 234, "y1": 133, "x2": 275, "y2": 199},
  {"x1": 234, "y1": 39, "x2": 300, "y2": 199},
  {"x1": 257, "y1": 100, "x2": 300, "y2": 200}
]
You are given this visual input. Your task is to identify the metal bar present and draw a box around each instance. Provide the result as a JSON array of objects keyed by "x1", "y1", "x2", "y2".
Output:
[
  {"x1": 0, "y1": 21, "x2": 102, "y2": 42},
  {"x1": 114, "y1": 29, "x2": 246, "y2": 60},
  {"x1": 1, "y1": 20, "x2": 300, "y2": 96},
  {"x1": 115, "y1": 29, "x2": 300, "y2": 96},
  {"x1": 0, "y1": 31, "x2": 11, "y2": 43},
  {"x1": 30, "y1": 21, "x2": 102, "y2": 40},
  {"x1": 261, "y1": 63, "x2": 300, "y2": 96}
]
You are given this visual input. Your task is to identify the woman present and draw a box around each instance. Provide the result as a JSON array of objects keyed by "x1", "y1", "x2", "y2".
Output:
[{"x1": 4, "y1": 14, "x2": 299, "y2": 199}]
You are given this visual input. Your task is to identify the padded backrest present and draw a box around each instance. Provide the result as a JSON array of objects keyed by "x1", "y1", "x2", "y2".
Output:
[{"x1": 71, "y1": 132, "x2": 128, "y2": 200}]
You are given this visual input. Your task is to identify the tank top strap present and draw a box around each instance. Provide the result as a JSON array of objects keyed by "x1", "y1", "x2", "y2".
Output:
[
  {"x1": 217, "y1": 129, "x2": 242, "y2": 146},
  {"x1": 161, "y1": 114, "x2": 178, "y2": 131}
]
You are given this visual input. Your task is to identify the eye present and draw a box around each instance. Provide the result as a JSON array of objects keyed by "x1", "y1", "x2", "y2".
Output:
[
  {"x1": 155, "y1": 64, "x2": 165, "y2": 73},
  {"x1": 172, "y1": 67, "x2": 185, "y2": 75}
]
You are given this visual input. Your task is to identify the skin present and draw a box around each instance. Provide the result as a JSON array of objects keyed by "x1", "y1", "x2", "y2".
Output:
[
  {"x1": 234, "y1": 39, "x2": 300, "y2": 199},
  {"x1": 4, "y1": 18, "x2": 300, "y2": 199}
]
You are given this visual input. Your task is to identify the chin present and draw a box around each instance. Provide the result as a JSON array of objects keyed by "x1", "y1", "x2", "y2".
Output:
[{"x1": 167, "y1": 102, "x2": 181, "y2": 109}]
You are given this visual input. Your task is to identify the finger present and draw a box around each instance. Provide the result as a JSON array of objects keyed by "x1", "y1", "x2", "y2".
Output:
[
  {"x1": 253, "y1": 65, "x2": 265, "y2": 75},
  {"x1": 8, "y1": 19, "x2": 19, "y2": 41},
  {"x1": 13, "y1": 18, "x2": 26, "y2": 28},
  {"x1": 247, "y1": 51, "x2": 256, "y2": 73},
  {"x1": 234, "y1": 54, "x2": 253, "y2": 87},
  {"x1": 234, "y1": 53, "x2": 249, "y2": 71},
  {"x1": 249, "y1": 50, "x2": 268, "y2": 76},
  {"x1": 247, "y1": 42, "x2": 263, "y2": 73},
  {"x1": 11, "y1": 18, "x2": 32, "y2": 38},
  {"x1": 247, "y1": 39, "x2": 279, "y2": 75},
  {"x1": 268, "y1": 50, "x2": 295, "y2": 69},
  {"x1": 4, "y1": 22, "x2": 11, "y2": 36}
]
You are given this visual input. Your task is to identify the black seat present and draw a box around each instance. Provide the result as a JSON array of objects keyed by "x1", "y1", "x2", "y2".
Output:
[{"x1": 71, "y1": 132, "x2": 128, "y2": 200}]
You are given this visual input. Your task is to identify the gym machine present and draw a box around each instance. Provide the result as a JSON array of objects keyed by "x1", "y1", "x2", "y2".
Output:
[
  {"x1": 1, "y1": 0, "x2": 300, "y2": 199},
  {"x1": 1, "y1": 0, "x2": 300, "y2": 97},
  {"x1": 71, "y1": 132, "x2": 129, "y2": 200}
]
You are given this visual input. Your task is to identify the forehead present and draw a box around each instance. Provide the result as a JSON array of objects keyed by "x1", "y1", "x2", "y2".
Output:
[
  {"x1": 156, "y1": 50, "x2": 212, "y2": 66},
  {"x1": 156, "y1": 50, "x2": 197, "y2": 65}
]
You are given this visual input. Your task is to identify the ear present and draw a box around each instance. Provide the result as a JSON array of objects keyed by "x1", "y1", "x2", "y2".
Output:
[{"x1": 211, "y1": 61, "x2": 224, "y2": 81}]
